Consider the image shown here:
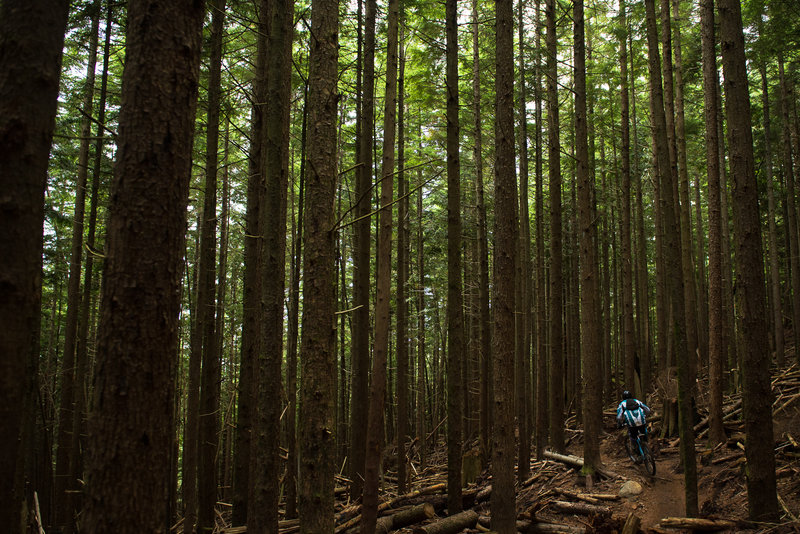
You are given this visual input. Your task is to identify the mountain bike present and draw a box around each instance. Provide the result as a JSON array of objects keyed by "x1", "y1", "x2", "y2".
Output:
[{"x1": 623, "y1": 425, "x2": 656, "y2": 476}]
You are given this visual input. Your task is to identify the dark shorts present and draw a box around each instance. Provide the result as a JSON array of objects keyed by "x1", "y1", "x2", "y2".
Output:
[{"x1": 627, "y1": 424, "x2": 646, "y2": 441}]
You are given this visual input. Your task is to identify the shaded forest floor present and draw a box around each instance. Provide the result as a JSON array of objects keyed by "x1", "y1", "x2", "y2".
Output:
[{"x1": 218, "y1": 363, "x2": 800, "y2": 533}]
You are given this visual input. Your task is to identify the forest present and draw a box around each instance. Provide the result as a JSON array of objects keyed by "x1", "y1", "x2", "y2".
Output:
[{"x1": 2, "y1": 0, "x2": 800, "y2": 532}]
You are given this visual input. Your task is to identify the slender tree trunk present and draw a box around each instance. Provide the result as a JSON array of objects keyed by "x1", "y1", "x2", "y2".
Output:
[
  {"x1": 719, "y1": 0, "x2": 779, "y2": 520},
  {"x1": 534, "y1": 0, "x2": 549, "y2": 459},
  {"x1": 779, "y1": 57, "x2": 800, "y2": 353},
  {"x1": 761, "y1": 65, "x2": 784, "y2": 367},
  {"x1": 700, "y1": 0, "x2": 727, "y2": 448},
  {"x1": 298, "y1": 0, "x2": 338, "y2": 528},
  {"x1": 82, "y1": 1, "x2": 204, "y2": 531},
  {"x1": 574, "y1": 0, "x2": 601, "y2": 475},
  {"x1": 631, "y1": 31, "x2": 652, "y2": 396},
  {"x1": 250, "y1": 0, "x2": 292, "y2": 530},
  {"x1": 661, "y1": 0, "x2": 699, "y2": 382},
  {"x1": 417, "y1": 165, "x2": 428, "y2": 470},
  {"x1": 285, "y1": 82, "x2": 308, "y2": 521},
  {"x1": 0, "y1": 2, "x2": 68, "y2": 530},
  {"x1": 619, "y1": 0, "x2": 636, "y2": 400},
  {"x1": 492, "y1": 0, "x2": 517, "y2": 531},
  {"x1": 644, "y1": 0, "x2": 697, "y2": 515},
  {"x1": 443, "y1": 0, "x2": 465, "y2": 514},
  {"x1": 396, "y1": 21, "x2": 410, "y2": 494},
  {"x1": 197, "y1": 2, "x2": 226, "y2": 530},
  {"x1": 232, "y1": 0, "x2": 267, "y2": 522},
  {"x1": 516, "y1": 0, "x2": 532, "y2": 483},
  {"x1": 71, "y1": 5, "x2": 114, "y2": 527},
  {"x1": 57, "y1": 8, "x2": 100, "y2": 531},
  {"x1": 362, "y1": 0, "x2": 398, "y2": 529},
  {"x1": 472, "y1": 0, "x2": 492, "y2": 458},
  {"x1": 545, "y1": 0, "x2": 564, "y2": 454},
  {"x1": 350, "y1": 0, "x2": 376, "y2": 499}
]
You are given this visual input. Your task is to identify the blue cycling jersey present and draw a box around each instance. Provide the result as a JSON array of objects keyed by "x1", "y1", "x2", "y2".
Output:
[{"x1": 616, "y1": 398, "x2": 651, "y2": 427}]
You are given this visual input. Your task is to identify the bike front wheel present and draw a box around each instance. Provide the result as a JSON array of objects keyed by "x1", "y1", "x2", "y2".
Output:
[{"x1": 625, "y1": 437, "x2": 638, "y2": 463}]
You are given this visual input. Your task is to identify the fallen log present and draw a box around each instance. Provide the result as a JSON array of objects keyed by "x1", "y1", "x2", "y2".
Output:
[
  {"x1": 542, "y1": 450, "x2": 619, "y2": 479},
  {"x1": 553, "y1": 488, "x2": 603, "y2": 505},
  {"x1": 520, "y1": 521, "x2": 587, "y2": 534},
  {"x1": 412, "y1": 509, "x2": 479, "y2": 534},
  {"x1": 659, "y1": 517, "x2": 743, "y2": 531},
  {"x1": 551, "y1": 500, "x2": 611, "y2": 517},
  {"x1": 621, "y1": 513, "x2": 640, "y2": 534},
  {"x1": 375, "y1": 503, "x2": 436, "y2": 534}
]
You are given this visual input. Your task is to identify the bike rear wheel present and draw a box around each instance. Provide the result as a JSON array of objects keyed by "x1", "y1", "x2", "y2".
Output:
[{"x1": 641, "y1": 442, "x2": 656, "y2": 476}]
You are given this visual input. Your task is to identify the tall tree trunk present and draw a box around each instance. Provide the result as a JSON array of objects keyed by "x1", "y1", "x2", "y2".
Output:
[
  {"x1": 71, "y1": 5, "x2": 114, "y2": 527},
  {"x1": 396, "y1": 20, "x2": 410, "y2": 494},
  {"x1": 57, "y1": 8, "x2": 100, "y2": 530},
  {"x1": 761, "y1": 64, "x2": 784, "y2": 367},
  {"x1": 298, "y1": 0, "x2": 338, "y2": 528},
  {"x1": 362, "y1": 0, "x2": 398, "y2": 529},
  {"x1": 82, "y1": 1, "x2": 204, "y2": 531},
  {"x1": 417, "y1": 164, "x2": 428, "y2": 470},
  {"x1": 643, "y1": 0, "x2": 697, "y2": 515},
  {"x1": 660, "y1": 0, "x2": 698, "y2": 382},
  {"x1": 197, "y1": 1, "x2": 226, "y2": 530},
  {"x1": 250, "y1": 0, "x2": 293, "y2": 530},
  {"x1": 444, "y1": 0, "x2": 465, "y2": 514},
  {"x1": 516, "y1": 0, "x2": 532, "y2": 483},
  {"x1": 631, "y1": 31, "x2": 652, "y2": 396},
  {"x1": 492, "y1": 0, "x2": 517, "y2": 532},
  {"x1": 285, "y1": 81, "x2": 308, "y2": 521},
  {"x1": 472, "y1": 0, "x2": 492, "y2": 457},
  {"x1": 232, "y1": 0, "x2": 268, "y2": 522},
  {"x1": 350, "y1": 0, "x2": 375, "y2": 499},
  {"x1": 545, "y1": 0, "x2": 564, "y2": 454},
  {"x1": 618, "y1": 0, "x2": 636, "y2": 400},
  {"x1": 534, "y1": 0, "x2": 549, "y2": 459},
  {"x1": 718, "y1": 0, "x2": 779, "y2": 520},
  {"x1": 700, "y1": 0, "x2": 726, "y2": 448},
  {"x1": 0, "y1": 2, "x2": 68, "y2": 530},
  {"x1": 778, "y1": 56, "x2": 800, "y2": 353},
  {"x1": 574, "y1": 0, "x2": 601, "y2": 476}
]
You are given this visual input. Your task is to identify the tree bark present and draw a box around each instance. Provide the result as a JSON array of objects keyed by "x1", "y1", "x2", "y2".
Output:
[
  {"x1": 56, "y1": 10, "x2": 100, "y2": 529},
  {"x1": 0, "y1": 1, "x2": 68, "y2": 530},
  {"x1": 761, "y1": 63, "x2": 784, "y2": 367},
  {"x1": 700, "y1": 0, "x2": 727, "y2": 448},
  {"x1": 472, "y1": 0, "x2": 492, "y2": 458},
  {"x1": 298, "y1": 0, "x2": 338, "y2": 529},
  {"x1": 197, "y1": 2, "x2": 226, "y2": 530},
  {"x1": 618, "y1": 0, "x2": 636, "y2": 401},
  {"x1": 82, "y1": 1, "x2": 204, "y2": 531},
  {"x1": 545, "y1": 0, "x2": 564, "y2": 455},
  {"x1": 574, "y1": 0, "x2": 601, "y2": 475},
  {"x1": 413, "y1": 510, "x2": 479, "y2": 534},
  {"x1": 232, "y1": 0, "x2": 268, "y2": 522},
  {"x1": 719, "y1": 0, "x2": 779, "y2": 520},
  {"x1": 250, "y1": 0, "x2": 293, "y2": 530},
  {"x1": 492, "y1": 1, "x2": 517, "y2": 532},
  {"x1": 516, "y1": 0, "x2": 532, "y2": 483},
  {"x1": 362, "y1": 0, "x2": 398, "y2": 529},
  {"x1": 396, "y1": 19, "x2": 409, "y2": 494},
  {"x1": 533, "y1": 0, "x2": 549, "y2": 460},
  {"x1": 445, "y1": 0, "x2": 464, "y2": 514},
  {"x1": 350, "y1": 0, "x2": 376, "y2": 499}
]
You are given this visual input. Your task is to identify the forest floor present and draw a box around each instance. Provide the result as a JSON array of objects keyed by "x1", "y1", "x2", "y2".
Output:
[{"x1": 217, "y1": 363, "x2": 800, "y2": 534}]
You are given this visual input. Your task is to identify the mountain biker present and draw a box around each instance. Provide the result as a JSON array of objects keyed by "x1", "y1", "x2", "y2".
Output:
[{"x1": 616, "y1": 390, "x2": 651, "y2": 460}]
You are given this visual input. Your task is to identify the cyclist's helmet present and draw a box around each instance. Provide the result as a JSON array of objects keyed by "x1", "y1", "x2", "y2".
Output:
[{"x1": 622, "y1": 390, "x2": 632, "y2": 400}]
